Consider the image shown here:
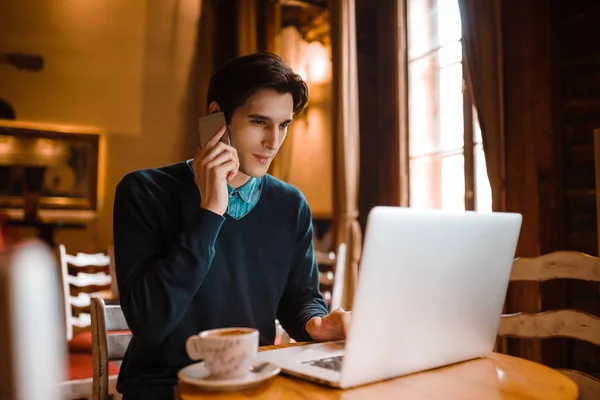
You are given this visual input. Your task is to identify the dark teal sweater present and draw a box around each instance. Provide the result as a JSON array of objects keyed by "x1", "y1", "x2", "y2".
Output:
[{"x1": 113, "y1": 161, "x2": 329, "y2": 398}]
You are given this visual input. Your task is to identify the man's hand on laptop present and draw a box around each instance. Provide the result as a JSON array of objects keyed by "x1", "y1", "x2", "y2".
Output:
[{"x1": 306, "y1": 308, "x2": 351, "y2": 342}]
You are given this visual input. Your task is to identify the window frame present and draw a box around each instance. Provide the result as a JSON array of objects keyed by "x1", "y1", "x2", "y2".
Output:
[{"x1": 405, "y1": 0, "x2": 484, "y2": 212}]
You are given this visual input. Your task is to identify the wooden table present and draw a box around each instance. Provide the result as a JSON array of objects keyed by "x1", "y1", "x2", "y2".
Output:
[{"x1": 176, "y1": 343, "x2": 578, "y2": 399}]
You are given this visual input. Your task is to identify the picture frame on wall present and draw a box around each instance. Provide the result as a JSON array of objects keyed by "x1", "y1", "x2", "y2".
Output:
[{"x1": 0, "y1": 120, "x2": 103, "y2": 212}]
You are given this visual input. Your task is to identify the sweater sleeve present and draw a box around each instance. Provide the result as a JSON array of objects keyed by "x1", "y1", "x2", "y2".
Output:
[
  {"x1": 276, "y1": 197, "x2": 329, "y2": 342},
  {"x1": 113, "y1": 173, "x2": 225, "y2": 346}
]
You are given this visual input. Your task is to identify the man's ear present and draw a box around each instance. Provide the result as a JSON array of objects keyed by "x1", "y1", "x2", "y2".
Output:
[{"x1": 208, "y1": 101, "x2": 221, "y2": 114}]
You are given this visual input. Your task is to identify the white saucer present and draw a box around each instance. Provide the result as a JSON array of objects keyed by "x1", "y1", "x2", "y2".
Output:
[{"x1": 178, "y1": 362, "x2": 281, "y2": 392}]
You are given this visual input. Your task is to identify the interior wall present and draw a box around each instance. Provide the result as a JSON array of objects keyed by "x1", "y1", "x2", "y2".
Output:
[
  {"x1": 276, "y1": 26, "x2": 333, "y2": 219},
  {"x1": 0, "y1": 0, "x2": 203, "y2": 252},
  {"x1": 0, "y1": 0, "x2": 146, "y2": 135}
]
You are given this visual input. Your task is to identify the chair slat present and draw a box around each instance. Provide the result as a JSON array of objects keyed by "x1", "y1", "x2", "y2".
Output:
[
  {"x1": 72, "y1": 325, "x2": 90, "y2": 336},
  {"x1": 68, "y1": 265, "x2": 109, "y2": 275},
  {"x1": 319, "y1": 271, "x2": 334, "y2": 286},
  {"x1": 559, "y1": 369, "x2": 600, "y2": 399},
  {"x1": 71, "y1": 304, "x2": 90, "y2": 316},
  {"x1": 68, "y1": 273, "x2": 111, "y2": 287},
  {"x1": 70, "y1": 284, "x2": 111, "y2": 296},
  {"x1": 511, "y1": 251, "x2": 600, "y2": 282},
  {"x1": 107, "y1": 334, "x2": 132, "y2": 360},
  {"x1": 105, "y1": 304, "x2": 129, "y2": 332},
  {"x1": 499, "y1": 309, "x2": 600, "y2": 346},
  {"x1": 65, "y1": 252, "x2": 110, "y2": 267},
  {"x1": 316, "y1": 251, "x2": 335, "y2": 267}
]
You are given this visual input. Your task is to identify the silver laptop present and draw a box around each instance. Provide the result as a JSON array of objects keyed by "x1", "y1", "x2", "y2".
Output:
[{"x1": 256, "y1": 206, "x2": 522, "y2": 389}]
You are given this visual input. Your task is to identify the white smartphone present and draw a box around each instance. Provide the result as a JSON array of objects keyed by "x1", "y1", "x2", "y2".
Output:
[{"x1": 198, "y1": 112, "x2": 230, "y2": 147}]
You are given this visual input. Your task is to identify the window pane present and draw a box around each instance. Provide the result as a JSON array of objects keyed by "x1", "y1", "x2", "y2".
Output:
[
  {"x1": 439, "y1": 62, "x2": 463, "y2": 152},
  {"x1": 475, "y1": 145, "x2": 492, "y2": 212},
  {"x1": 437, "y1": 0, "x2": 462, "y2": 46},
  {"x1": 410, "y1": 156, "x2": 438, "y2": 209},
  {"x1": 409, "y1": 54, "x2": 438, "y2": 157},
  {"x1": 441, "y1": 154, "x2": 465, "y2": 210},
  {"x1": 438, "y1": 40, "x2": 462, "y2": 68},
  {"x1": 408, "y1": 0, "x2": 435, "y2": 60},
  {"x1": 474, "y1": 107, "x2": 483, "y2": 144}
]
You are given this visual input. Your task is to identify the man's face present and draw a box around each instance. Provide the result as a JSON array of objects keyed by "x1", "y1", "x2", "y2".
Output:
[{"x1": 228, "y1": 88, "x2": 294, "y2": 179}]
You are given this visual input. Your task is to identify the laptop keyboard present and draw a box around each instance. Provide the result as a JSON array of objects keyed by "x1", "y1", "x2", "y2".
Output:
[{"x1": 303, "y1": 355, "x2": 344, "y2": 372}]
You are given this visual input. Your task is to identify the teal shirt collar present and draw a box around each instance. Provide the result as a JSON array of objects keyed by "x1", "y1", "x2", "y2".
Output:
[
  {"x1": 186, "y1": 159, "x2": 262, "y2": 218},
  {"x1": 228, "y1": 177, "x2": 260, "y2": 203}
]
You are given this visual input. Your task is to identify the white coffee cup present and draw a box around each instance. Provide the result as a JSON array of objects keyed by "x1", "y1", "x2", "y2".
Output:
[{"x1": 185, "y1": 327, "x2": 259, "y2": 379}]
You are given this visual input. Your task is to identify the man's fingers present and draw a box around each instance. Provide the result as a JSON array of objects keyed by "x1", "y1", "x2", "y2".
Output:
[
  {"x1": 216, "y1": 159, "x2": 239, "y2": 179},
  {"x1": 204, "y1": 124, "x2": 227, "y2": 149},
  {"x1": 311, "y1": 316, "x2": 323, "y2": 330},
  {"x1": 204, "y1": 152, "x2": 235, "y2": 170},
  {"x1": 202, "y1": 142, "x2": 237, "y2": 166}
]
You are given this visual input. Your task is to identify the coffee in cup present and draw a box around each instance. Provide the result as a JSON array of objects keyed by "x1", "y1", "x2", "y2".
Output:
[{"x1": 185, "y1": 327, "x2": 259, "y2": 379}]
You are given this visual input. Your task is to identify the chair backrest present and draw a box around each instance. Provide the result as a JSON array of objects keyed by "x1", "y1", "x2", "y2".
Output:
[
  {"x1": 329, "y1": 243, "x2": 346, "y2": 311},
  {"x1": 59, "y1": 244, "x2": 112, "y2": 340},
  {"x1": 317, "y1": 243, "x2": 347, "y2": 310},
  {"x1": 90, "y1": 297, "x2": 131, "y2": 400},
  {"x1": 497, "y1": 250, "x2": 600, "y2": 399},
  {"x1": 0, "y1": 240, "x2": 66, "y2": 400}
]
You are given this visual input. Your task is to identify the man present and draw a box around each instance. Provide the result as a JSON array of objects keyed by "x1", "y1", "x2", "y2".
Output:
[{"x1": 113, "y1": 52, "x2": 351, "y2": 399}]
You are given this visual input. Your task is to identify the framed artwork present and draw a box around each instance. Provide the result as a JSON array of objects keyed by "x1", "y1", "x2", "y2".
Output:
[{"x1": 0, "y1": 120, "x2": 102, "y2": 211}]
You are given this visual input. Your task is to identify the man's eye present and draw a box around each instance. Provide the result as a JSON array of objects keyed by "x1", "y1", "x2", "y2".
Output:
[
  {"x1": 280, "y1": 123, "x2": 290, "y2": 128},
  {"x1": 251, "y1": 120, "x2": 266, "y2": 125}
]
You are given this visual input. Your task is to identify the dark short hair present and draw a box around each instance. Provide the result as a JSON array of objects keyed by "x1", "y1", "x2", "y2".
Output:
[{"x1": 207, "y1": 52, "x2": 309, "y2": 122}]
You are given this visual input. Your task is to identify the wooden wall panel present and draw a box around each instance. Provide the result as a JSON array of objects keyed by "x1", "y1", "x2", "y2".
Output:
[
  {"x1": 556, "y1": 0, "x2": 600, "y2": 379},
  {"x1": 356, "y1": 0, "x2": 403, "y2": 229},
  {"x1": 501, "y1": 0, "x2": 563, "y2": 365}
]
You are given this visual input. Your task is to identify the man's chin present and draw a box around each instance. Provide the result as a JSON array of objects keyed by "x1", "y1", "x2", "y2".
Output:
[{"x1": 241, "y1": 163, "x2": 271, "y2": 178}]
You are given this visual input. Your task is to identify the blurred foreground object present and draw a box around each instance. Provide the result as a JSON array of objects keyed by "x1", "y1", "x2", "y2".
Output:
[{"x1": 0, "y1": 239, "x2": 65, "y2": 399}]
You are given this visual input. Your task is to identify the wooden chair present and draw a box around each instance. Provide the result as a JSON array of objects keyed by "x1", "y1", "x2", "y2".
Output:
[
  {"x1": 321, "y1": 243, "x2": 346, "y2": 311},
  {"x1": 497, "y1": 251, "x2": 600, "y2": 399},
  {"x1": 58, "y1": 244, "x2": 115, "y2": 399},
  {"x1": 59, "y1": 244, "x2": 113, "y2": 341},
  {"x1": 90, "y1": 297, "x2": 132, "y2": 400}
]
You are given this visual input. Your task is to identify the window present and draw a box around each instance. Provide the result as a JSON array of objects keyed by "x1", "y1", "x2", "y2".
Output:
[{"x1": 407, "y1": 0, "x2": 491, "y2": 212}]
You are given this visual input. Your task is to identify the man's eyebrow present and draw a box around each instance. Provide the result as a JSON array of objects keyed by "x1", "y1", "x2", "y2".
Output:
[
  {"x1": 248, "y1": 114, "x2": 271, "y2": 121},
  {"x1": 248, "y1": 114, "x2": 293, "y2": 124}
]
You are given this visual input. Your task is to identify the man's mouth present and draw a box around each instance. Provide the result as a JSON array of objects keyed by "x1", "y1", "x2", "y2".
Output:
[{"x1": 253, "y1": 154, "x2": 272, "y2": 164}]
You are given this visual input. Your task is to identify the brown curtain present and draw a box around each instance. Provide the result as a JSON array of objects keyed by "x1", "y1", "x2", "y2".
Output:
[
  {"x1": 237, "y1": 0, "x2": 258, "y2": 56},
  {"x1": 458, "y1": 0, "x2": 505, "y2": 212},
  {"x1": 268, "y1": 25, "x2": 301, "y2": 182},
  {"x1": 458, "y1": 0, "x2": 508, "y2": 354},
  {"x1": 182, "y1": 0, "x2": 210, "y2": 158},
  {"x1": 197, "y1": 0, "x2": 213, "y2": 117},
  {"x1": 330, "y1": 0, "x2": 361, "y2": 311}
]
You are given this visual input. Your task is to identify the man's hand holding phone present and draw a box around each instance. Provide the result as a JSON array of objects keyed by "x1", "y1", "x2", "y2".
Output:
[{"x1": 192, "y1": 125, "x2": 239, "y2": 216}]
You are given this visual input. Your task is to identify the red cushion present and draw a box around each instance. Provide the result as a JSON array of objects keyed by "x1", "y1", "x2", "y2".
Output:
[
  {"x1": 68, "y1": 330, "x2": 132, "y2": 354},
  {"x1": 68, "y1": 331, "x2": 93, "y2": 353},
  {"x1": 67, "y1": 353, "x2": 120, "y2": 380}
]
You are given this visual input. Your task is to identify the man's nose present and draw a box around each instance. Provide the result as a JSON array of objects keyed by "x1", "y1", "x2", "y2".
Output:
[{"x1": 263, "y1": 126, "x2": 279, "y2": 149}]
